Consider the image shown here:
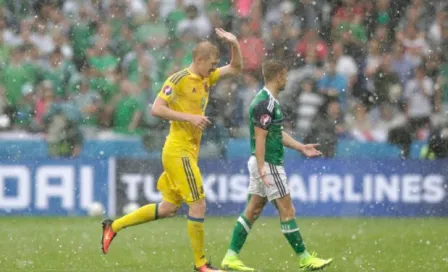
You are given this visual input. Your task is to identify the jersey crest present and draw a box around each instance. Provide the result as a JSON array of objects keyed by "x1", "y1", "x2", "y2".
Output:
[
  {"x1": 162, "y1": 85, "x2": 173, "y2": 96},
  {"x1": 260, "y1": 114, "x2": 272, "y2": 126}
]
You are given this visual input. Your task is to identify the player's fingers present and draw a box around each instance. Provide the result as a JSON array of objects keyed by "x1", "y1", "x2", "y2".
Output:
[
  {"x1": 215, "y1": 28, "x2": 224, "y2": 37},
  {"x1": 203, "y1": 117, "x2": 212, "y2": 124},
  {"x1": 309, "y1": 143, "x2": 320, "y2": 148}
]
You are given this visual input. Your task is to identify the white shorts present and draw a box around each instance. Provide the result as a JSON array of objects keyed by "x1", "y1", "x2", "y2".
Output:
[{"x1": 247, "y1": 156, "x2": 289, "y2": 202}]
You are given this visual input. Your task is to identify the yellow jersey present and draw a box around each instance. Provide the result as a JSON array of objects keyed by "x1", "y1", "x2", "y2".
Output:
[{"x1": 157, "y1": 68, "x2": 221, "y2": 157}]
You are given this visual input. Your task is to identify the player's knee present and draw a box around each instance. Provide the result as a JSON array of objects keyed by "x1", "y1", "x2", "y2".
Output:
[
  {"x1": 158, "y1": 201, "x2": 179, "y2": 218},
  {"x1": 188, "y1": 198, "x2": 206, "y2": 217},
  {"x1": 279, "y1": 205, "x2": 295, "y2": 221}
]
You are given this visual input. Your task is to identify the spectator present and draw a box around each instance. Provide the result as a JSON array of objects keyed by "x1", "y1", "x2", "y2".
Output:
[
  {"x1": 106, "y1": 80, "x2": 145, "y2": 135},
  {"x1": 53, "y1": 32, "x2": 73, "y2": 60},
  {"x1": 334, "y1": 12, "x2": 367, "y2": 50},
  {"x1": 0, "y1": 30, "x2": 11, "y2": 67},
  {"x1": 404, "y1": 65, "x2": 434, "y2": 139},
  {"x1": 305, "y1": 99, "x2": 343, "y2": 158},
  {"x1": 0, "y1": 85, "x2": 13, "y2": 130},
  {"x1": 373, "y1": 0, "x2": 393, "y2": 28},
  {"x1": 397, "y1": 5, "x2": 426, "y2": 34},
  {"x1": 277, "y1": 1, "x2": 301, "y2": 43},
  {"x1": 265, "y1": 22, "x2": 294, "y2": 68},
  {"x1": 1, "y1": 47, "x2": 34, "y2": 106},
  {"x1": 43, "y1": 93, "x2": 83, "y2": 158},
  {"x1": 166, "y1": 0, "x2": 187, "y2": 38},
  {"x1": 29, "y1": 18, "x2": 55, "y2": 55},
  {"x1": 318, "y1": 57, "x2": 348, "y2": 111},
  {"x1": 364, "y1": 40, "x2": 383, "y2": 92},
  {"x1": 237, "y1": 72, "x2": 262, "y2": 130},
  {"x1": 346, "y1": 102, "x2": 376, "y2": 142},
  {"x1": 331, "y1": 42, "x2": 358, "y2": 88},
  {"x1": 34, "y1": 81, "x2": 54, "y2": 127},
  {"x1": 295, "y1": 29, "x2": 328, "y2": 63},
  {"x1": 87, "y1": 39, "x2": 120, "y2": 73},
  {"x1": 69, "y1": 7, "x2": 95, "y2": 69},
  {"x1": 0, "y1": 18, "x2": 22, "y2": 47},
  {"x1": 373, "y1": 24, "x2": 393, "y2": 53},
  {"x1": 238, "y1": 18, "x2": 264, "y2": 73},
  {"x1": 369, "y1": 103, "x2": 407, "y2": 142},
  {"x1": 391, "y1": 42, "x2": 415, "y2": 86},
  {"x1": 177, "y1": 4, "x2": 212, "y2": 40},
  {"x1": 295, "y1": 78, "x2": 324, "y2": 138},
  {"x1": 399, "y1": 24, "x2": 430, "y2": 67},
  {"x1": 14, "y1": 83, "x2": 35, "y2": 130},
  {"x1": 296, "y1": 0, "x2": 322, "y2": 31},
  {"x1": 373, "y1": 53, "x2": 401, "y2": 104},
  {"x1": 332, "y1": 0, "x2": 364, "y2": 28},
  {"x1": 285, "y1": 48, "x2": 322, "y2": 96},
  {"x1": 435, "y1": 62, "x2": 448, "y2": 117},
  {"x1": 424, "y1": 52, "x2": 443, "y2": 82},
  {"x1": 428, "y1": 8, "x2": 447, "y2": 48},
  {"x1": 42, "y1": 49, "x2": 76, "y2": 98},
  {"x1": 71, "y1": 79, "x2": 101, "y2": 138},
  {"x1": 134, "y1": 2, "x2": 169, "y2": 48}
]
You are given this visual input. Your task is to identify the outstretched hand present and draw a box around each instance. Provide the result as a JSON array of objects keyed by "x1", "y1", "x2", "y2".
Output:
[
  {"x1": 301, "y1": 144, "x2": 323, "y2": 157},
  {"x1": 215, "y1": 28, "x2": 238, "y2": 45}
]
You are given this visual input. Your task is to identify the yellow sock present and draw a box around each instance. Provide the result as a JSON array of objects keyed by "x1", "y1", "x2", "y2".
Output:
[
  {"x1": 187, "y1": 216, "x2": 207, "y2": 268},
  {"x1": 111, "y1": 203, "x2": 158, "y2": 232}
]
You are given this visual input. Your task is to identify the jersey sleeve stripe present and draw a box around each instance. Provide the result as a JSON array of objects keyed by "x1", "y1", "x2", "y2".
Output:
[
  {"x1": 169, "y1": 70, "x2": 185, "y2": 83},
  {"x1": 170, "y1": 70, "x2": 187, "y2": 83},
  {"x1": 182, "y1": 157, "x2": 199, "y2": 200},
  {"x1": 170, "y1": 70, "x2": 190, "y2": 84},
  {"x1": 173, "y1": 71, "x2": 189, "y2": 84},
  {"x1": 268, "y1": 98, "x2": 274, "y2": 112}
]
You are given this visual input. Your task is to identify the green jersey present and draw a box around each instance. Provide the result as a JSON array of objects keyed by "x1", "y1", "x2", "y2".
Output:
[{"x1": 249, "y1": 88, "x2": 284, "y2": 165}]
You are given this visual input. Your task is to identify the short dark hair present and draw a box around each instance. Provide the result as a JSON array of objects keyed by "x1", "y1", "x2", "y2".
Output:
[{"x1": 262, "y1": 60, "x2": 287, "y2": 82}]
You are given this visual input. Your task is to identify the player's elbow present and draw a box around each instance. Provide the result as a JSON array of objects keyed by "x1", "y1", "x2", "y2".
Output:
[
  {"x1": 151, "y1": 104, "x2": 162, "y2": 118},
  {"x1": 232, "y1": 62, "x2": 243, "y2": 74}
]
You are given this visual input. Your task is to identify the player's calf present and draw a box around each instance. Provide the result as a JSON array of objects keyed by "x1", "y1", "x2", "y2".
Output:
[
  {"x1": 274, "y1": 195, "x2": 333, "y2": 270},
  {"x1": 244, "y1": 194, "x2": 267, "y2": 224},
  {"x1": 101, "y1": 201, "x2": 178, "y2": 254}
]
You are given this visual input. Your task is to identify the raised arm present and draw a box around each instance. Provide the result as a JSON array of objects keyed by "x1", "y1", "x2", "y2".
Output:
[
  {"x1": 215, "y1": 28, "x2": 243, "y2": 77},
  {"x1": 282, "y1": 131, "x2": 322, "y2": 157}
]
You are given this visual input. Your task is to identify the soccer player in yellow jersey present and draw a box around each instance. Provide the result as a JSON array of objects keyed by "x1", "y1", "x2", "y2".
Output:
[{"x1": 101, "y1": 28, "x2": 243, "y2": 272}]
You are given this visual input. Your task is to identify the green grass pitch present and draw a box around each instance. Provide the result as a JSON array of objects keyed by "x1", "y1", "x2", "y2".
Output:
[{"x1": 0, "y1": 217, "x2": 447, "y2": 271}]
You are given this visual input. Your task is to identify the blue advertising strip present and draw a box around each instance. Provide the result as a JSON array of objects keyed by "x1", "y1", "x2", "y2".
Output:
[
  {"x1": 0, "y1": 159, "x2": 109, "y2": 216},
  {"x1": 114, "y1": 158, "x2": 448, "y2": 217}
]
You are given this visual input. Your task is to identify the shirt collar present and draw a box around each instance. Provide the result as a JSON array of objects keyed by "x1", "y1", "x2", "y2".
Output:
[{"x1": 263, "y1": 86, "x2": 278, "y2": 103}]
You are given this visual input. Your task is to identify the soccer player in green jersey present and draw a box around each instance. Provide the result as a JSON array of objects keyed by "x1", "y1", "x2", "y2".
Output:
[{"x1": 221, "y1": 60, "x2": 333, "y2": 271}]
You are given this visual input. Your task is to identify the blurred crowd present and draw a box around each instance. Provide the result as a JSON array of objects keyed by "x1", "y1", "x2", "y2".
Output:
[{"x1": 0, "y1": 0, "x2": 447, "y2": 158}]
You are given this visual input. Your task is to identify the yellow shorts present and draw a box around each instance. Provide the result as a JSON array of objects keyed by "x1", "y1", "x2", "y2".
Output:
[{"x1": 157, "y1": 153, "x2": 205, "y2": 206}]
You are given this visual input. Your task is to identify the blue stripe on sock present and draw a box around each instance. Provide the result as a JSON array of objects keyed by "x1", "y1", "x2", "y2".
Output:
[{"x1": 188, "y1": 216, "x2": 205, "y2": 223}]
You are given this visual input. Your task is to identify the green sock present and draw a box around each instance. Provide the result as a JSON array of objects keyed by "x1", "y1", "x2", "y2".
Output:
[
  {"x1": 281, "y1": 219, "x2": 306, "y2": 255},
  {"x1": 227, "y1": 215, "x2": 252, "y2": 255}
]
